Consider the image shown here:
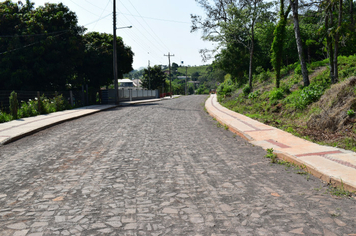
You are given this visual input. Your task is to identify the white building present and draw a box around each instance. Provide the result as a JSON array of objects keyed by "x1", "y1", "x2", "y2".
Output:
[{"x1": 118, "y1": 79, "x2": 136, "y2": 88}]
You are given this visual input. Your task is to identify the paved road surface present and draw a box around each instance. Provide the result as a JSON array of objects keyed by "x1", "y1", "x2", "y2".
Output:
[{"x1": 0, "y1": 95, "x2": 355, "y2": 235}]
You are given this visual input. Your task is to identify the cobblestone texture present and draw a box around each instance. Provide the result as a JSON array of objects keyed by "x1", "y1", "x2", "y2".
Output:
[{"x1": 0, "y1": 95, "x2": 355, "y2": 235}]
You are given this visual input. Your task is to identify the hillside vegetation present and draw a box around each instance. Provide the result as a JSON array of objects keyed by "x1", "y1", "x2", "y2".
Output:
[{"x1": 217, "y1": 55, "x2": 356, "y2": 152}]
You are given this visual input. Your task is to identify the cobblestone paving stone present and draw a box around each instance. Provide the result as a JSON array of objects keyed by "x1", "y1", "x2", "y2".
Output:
[{"x1": 0, "y1": 95, "x2": 356, "y2": 235}]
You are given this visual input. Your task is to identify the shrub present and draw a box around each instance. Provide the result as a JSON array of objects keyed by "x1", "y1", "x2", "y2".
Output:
[
  {"x1": 285, "y1": 84, "x2": 324, "y2": 109},
  {"x1": 217, "y1": 77, "x2": 236, "y2": 97},
  {"x1": 0, "y1": 112, "x2": 12, "y2": 123},
  {"x1": 242, "y1": 85, "x2": 251, "y2": 96},
  {"x1": 294, "y1": 64, "x2": 302, "y2": 75},
  {"x1": 9, "y1": 91, "x2": 19, "y2": 119},
  {"x1": 347, "y1": 109, "x2": 355, "y2": 117},
  {"x1": 19, "y1": 99, "x2": 39, "y2": 117},
  {"x1": 255, "y1": 66, "x2": 271, "y2": 83},
  {"x1": 248, "y1": 90, "x2": 260, "y2": 100},
  {"x1": 269, "y1": 88, "x2": 284, "y2": 101}
]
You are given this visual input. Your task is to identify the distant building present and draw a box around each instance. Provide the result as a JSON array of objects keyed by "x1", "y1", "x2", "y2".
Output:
[
  {"x1": 118, "y1": 79, "x2": 135, "y2": 88},
  {"x1": 177, "y1": 76, "x2": 191, "y2": 80},
  {"x1": 131, "y1": 78, "x2": 142, "y2": 89}
]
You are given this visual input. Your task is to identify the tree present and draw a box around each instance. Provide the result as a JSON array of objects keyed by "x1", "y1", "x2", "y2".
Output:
[
  {"x1": 271, "y1": 0, "x2": 291, "y2": 88},
  {"x1": 191, "y1": 72, "x2": 200, "y2": 81},
  {"x1": 0, "y1": 1, "x2": 85, "y2": 91},
  {"x1": 290, "y1": 0, "x2": 310, "y2": 87},
  {"x1": 191, "y1": 0, "x2": 236, "y2": 62},
  {"x1": 80, "y1": 32, "x2": 133, "y2": 88},
  {"x1": 192, "y1": 0, "x2": 274, "y2": 89},
  {"x1": 141, "y1": 65, "x2": 166, "y2": 90}
]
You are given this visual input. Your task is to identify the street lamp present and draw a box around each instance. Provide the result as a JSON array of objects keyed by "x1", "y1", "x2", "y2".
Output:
[
  {"x1": 117, "y1": 26, "x2": 132, "y2": 30},
  {"x1": 113, "y1": 0, "x2": 132, "y2": 104}
]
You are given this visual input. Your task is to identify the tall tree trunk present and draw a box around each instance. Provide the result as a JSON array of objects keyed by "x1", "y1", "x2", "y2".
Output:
[
  {"x1": 271, "y1": 0, "x2": 291, "y2": 89},
  {"x1": 249, "y1": 30, "x2": 254, "y2": 89},
  {"x1": 351, "y1": 0, "x2": 354, "y2": 28},
  {"x1": 248, "y1": 3, "x2": 257, "y2": 90},
  {"x1": 333, "y1": 0, "x2": 342, "y2": 83},
  {"x1": 290, "y1": 0, "x2": 309, "y2": 87},
  {"x1": 326, "y1": 7, "x2": 335, "y2": 83}
]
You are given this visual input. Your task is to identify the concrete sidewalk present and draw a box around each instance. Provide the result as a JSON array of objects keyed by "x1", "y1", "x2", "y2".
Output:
[
  {"x1": 206, "y1": 94, "x2": 356, "y2": 192},
  {"x1": 0, "y1": 98, "x2": 163, "y2": 145}
]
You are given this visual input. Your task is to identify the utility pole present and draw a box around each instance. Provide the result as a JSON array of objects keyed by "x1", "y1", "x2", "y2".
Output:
[
  {"x1": 113, "y1": 0, "x2": 119, "y2": 104},
  {"x1": 164, "y1": 53, "x2": 174, "y2": 98},
  {"x1": 185, "y1": 66, "x2": 188, "y2": 95},
  {"x1": 148, "y1": 60, "x2": 151, "y2": 90}
]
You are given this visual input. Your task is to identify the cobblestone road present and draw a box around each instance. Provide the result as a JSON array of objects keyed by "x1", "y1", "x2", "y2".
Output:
[{"x1": 0, "y1": 95, "x2": 355, "y2": 236}]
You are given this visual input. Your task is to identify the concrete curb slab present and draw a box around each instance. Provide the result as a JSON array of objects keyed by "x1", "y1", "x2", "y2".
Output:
[
  {"x1": 0, "y1": 97, "x2": 166, "y2": 145},
  {"x1": 205, "y1": 94, "x2": 356, "y2": 192}
]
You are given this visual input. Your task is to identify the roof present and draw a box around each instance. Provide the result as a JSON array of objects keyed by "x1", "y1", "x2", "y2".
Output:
[{"x1": 118, "y1": 79, "x2": 134, "y2": 83}]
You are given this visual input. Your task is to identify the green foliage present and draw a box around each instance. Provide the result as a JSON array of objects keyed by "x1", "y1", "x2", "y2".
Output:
[
  {"x1": 281, "y1": 63, "x2": 299, "y2": 77},
  {"x1": 9, "y1": 91, "x2": 18, "y2": 119},
  {"x1": 217, "y1": 76, "x2": 236, "y2": 97},
  {"x1": 269, "y1": 88, "x2": 284, "y2": 102},
  {"x1": 265, "y1": 148, "x2": 277, "y2": 163},
  {"x1": 309, "y1": 59, "x2": 329, "y2": 70},
  {"x1": 82, "y1": 32, "x2": 133, "y2": 91},
  {"x1": 327, "y1": 180, "x2": 354, "y2": 197},
  {"x1": 141, "y1": 65, "x2": 166, "y2": 90},
  {"x1": 255, "y1": 67, "x2": 271, "y2": 82},
  {"x1": 242, "y1": 85, "x2": 251, "y2": 96},
  {"x1": 18, "y1": 99, "x2": 39, "y2": 118},
  {"x1": 0, "y1": 2, "x2": 86, "y2": 91},
  {"x1": 196, "y1": 85, "x2": 210, "y2": 94},
  {"x1": 294, "y1": 64, "x2": 302, "y2": 75},
  {"x1": 248, "y1": 90, "x2": 260, "y2": 99},
  {"x1": 0, "y1": 2, "x2": 133, "y2": 92},
  {"x1": 2, "y1": 95, "x2": 69, "y2": 123},
  {"x1": 285, "y1": 84, "x2": 324, "y2": 109},
  {"x1": 0, "y1": 111, "x2": 12, "y2": 123},
  {"x1": 347, "y1": 109, "x2": 355, "y2": 117}
]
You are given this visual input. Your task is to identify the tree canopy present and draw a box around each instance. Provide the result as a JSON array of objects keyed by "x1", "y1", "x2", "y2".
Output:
[
  {"x1": 0, "y1": 0, "x2": 133, "y2": 92},
  {"x1": 192, "y1": 0, "x2": 356, "y2": 89},
  {"x1": 141, "y1": 65, "x2": 166, "y2": 90}
]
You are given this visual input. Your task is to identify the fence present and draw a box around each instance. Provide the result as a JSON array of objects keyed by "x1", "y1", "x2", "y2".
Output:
[
  {"x1": 101, "y1": 88, "x2": 159, "y2": 104},
  {"x1": 1, "y1": 88, "x2": 160, "y2": 112}
]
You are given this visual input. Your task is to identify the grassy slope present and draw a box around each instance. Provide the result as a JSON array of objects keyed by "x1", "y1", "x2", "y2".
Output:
[
  {"x1": 176, "y1": 65, "x2": 209, "y2": 76},
  {"x1": 219, "y1": 55, "x2": 356, "y2": 152}
]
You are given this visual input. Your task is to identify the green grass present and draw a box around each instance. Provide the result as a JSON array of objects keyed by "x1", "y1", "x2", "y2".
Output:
[
  {"x1": 327, "y1": 180, "x2": 354, "y2": 197},
  {"x1": 176, "y1": 65, "x2": 209, "y2": 76},
  {"x1": 217, "y1": 55, "x2": 356, "y2": 153}
]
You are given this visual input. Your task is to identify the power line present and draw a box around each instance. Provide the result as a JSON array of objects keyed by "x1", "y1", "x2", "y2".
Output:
[
  {"x1": 0, "y1": 32, "x2": 66, "y2": 55},
  {"x1": 117, "y1": 1, "x2": 167, "y2": 55},
  {"x1": 69, "y1": 0, "x2": 102, "y2": 17},
  {"x1": 118, "y1": 12, "x2": 190, "y2": 24},
  {"x1": 116, "y1": 18, "x2": 164, "y2": 64},
  {"x1": 93, "y1": 0, "x2": 112, "y2": 30},
  {"x1": 0, "y1": 30, "x2": 71, "y2": 38},
  {"x1": 84, "y1": 0, "x2": 112, "y2": 13},
  {"x1": 84, "y1": 13, "x2": 112, "y2": 27},
  {"x1": 124, "y1": 0, "x2": 171, "y2": 52}
]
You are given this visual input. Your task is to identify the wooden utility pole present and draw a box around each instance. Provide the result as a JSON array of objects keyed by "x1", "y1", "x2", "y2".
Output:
[
  {"x1": 164, "y1": 53, "x2": 174, "y2": 98},
  {"x1": 185, "y1": 66, "x2": 188, "y2": 95},
  {"x1": 113, "y1": 0, "x2": 119, "y2": 104},
  {"x1": 148, "y1": 60, "x2": 151, "y2": 90}
]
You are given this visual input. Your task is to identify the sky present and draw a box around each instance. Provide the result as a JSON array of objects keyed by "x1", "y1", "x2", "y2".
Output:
[{"x1": 32, "y1": 0, "x2": 215, "y2": 70}]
